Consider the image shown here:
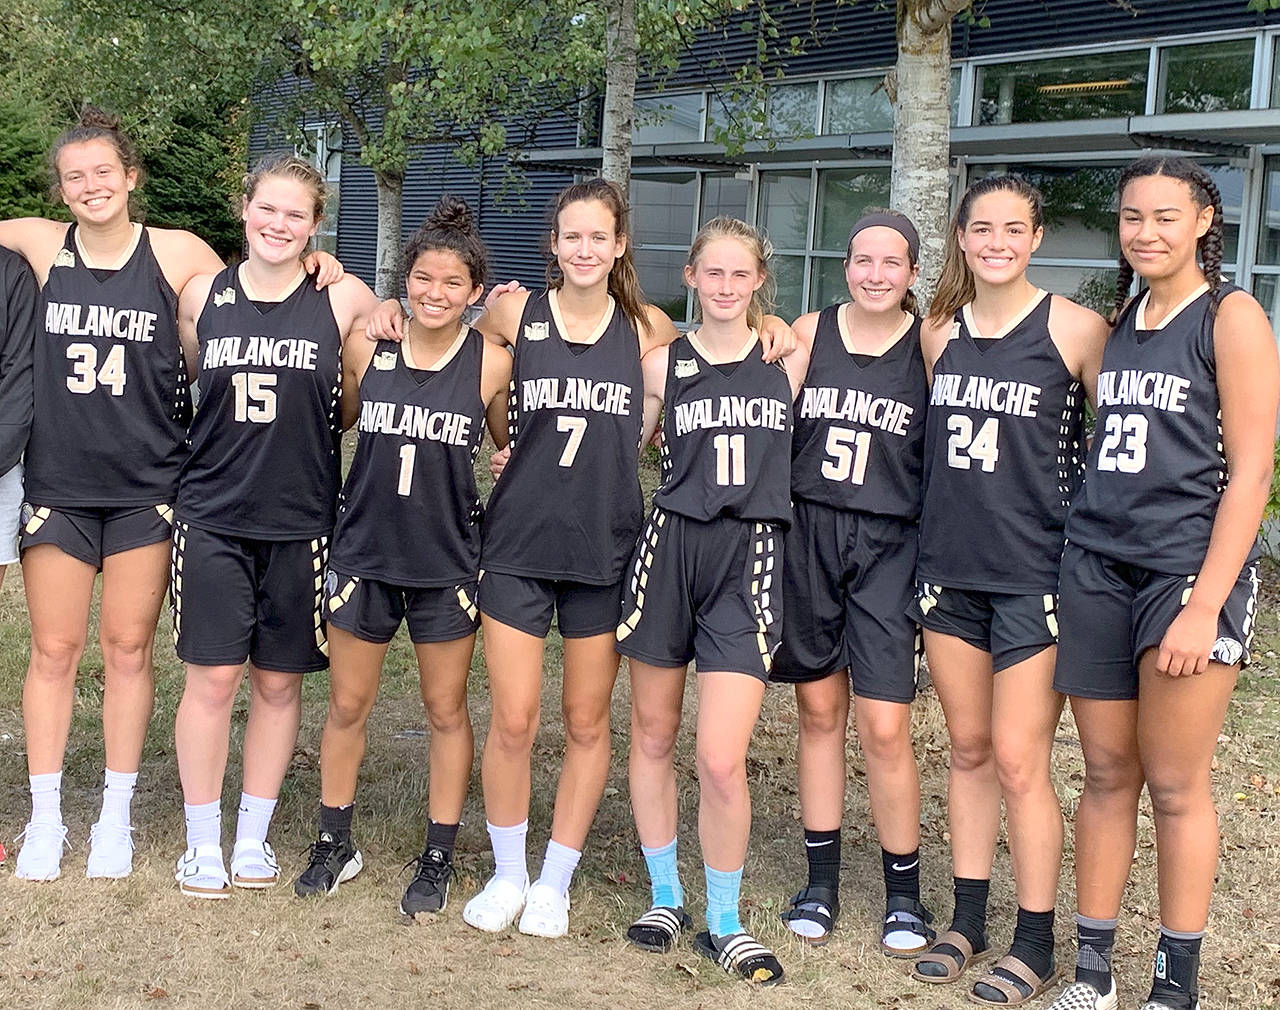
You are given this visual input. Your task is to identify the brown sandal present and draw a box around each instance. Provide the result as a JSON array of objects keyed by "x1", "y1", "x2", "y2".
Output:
[
  {"x1": 911, "y1": 929, "x2": 988, "y2": 984},
  {"x1": 967, "y1": 954, "x2": 1061, "y2": 1006}
]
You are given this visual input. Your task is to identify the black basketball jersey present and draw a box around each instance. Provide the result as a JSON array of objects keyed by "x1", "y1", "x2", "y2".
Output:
[
  {"x1": 329, "y1": 333, "x2": 485, "y2": 586},
  {"x1": 791, "y1": 305, "x2": 928, "y2": 519},
  {"x1": 481, "y1": 290, "x2": 644, "y2": 584},
  {"x1": 1068, "y1": 283, "x2": 1252, "y2": 574},
  {"x1": 917, "y1": 291, "x2": 1085, "y2": 594},
  {"x1": 655, "y1": 332, "x2": 793, "y2": 525},
  {"x1": 176, "y1": 265, "x2": 342, "y2": 539},
  {"x1": 26, "y1": 225, "x2": 189, "y2": 506}
]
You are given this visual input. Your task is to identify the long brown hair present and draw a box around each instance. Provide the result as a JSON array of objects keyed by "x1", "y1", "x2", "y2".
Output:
[
  {"x1": 547, "y1": 178, "x2": 653, "y2": 339},
  {"x1": 686, "y1": 216, "x2": 775, "y2": 333},
  {"x1": 928, "y1": 174, "x2": 1045, "y2": 326}
]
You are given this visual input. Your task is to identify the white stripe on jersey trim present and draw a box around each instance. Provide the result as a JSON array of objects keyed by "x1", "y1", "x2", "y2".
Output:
[{"x1": 312, "y1": 537, "x2": 330, "y2": 656}]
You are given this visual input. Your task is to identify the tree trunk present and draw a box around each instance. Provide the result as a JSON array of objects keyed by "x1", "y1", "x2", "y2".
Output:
[
  {"x1": 890, "y1": 4, "x2": 961, "y2": 309},
  {"x1": 373, "y1": 169, "x2": 404, "y2": 301},
  {"x1": 600, "y1": 0, "x2": 637, "y2": 190}
]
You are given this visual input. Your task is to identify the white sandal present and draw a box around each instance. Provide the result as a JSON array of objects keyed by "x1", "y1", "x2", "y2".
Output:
[
  {"x1": 462, "y1": 875, "x2": 528, "y2": 933},
  {"x1": 518, "y1": 880, "x2": 571, "y2": 938},
  {"x1": 230, "y1": 838, "x2": 280, "y2": 889},
  {"x1": 175, "y1": 845, "x2": 231, "y2": 899}
]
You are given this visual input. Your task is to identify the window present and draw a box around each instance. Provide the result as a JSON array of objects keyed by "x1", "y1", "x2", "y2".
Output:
[
  {"x1": 297, "y1": 123, "x2": 342, "y2": 254},
  {"x1": 1157, "y1": 40, "x2": 1253, "y2": 114},
  {"x1": 823, "y1": 76, "x2": 893, "y2": 134},
  {"x1": 700, "y1": 172, "x2": 750, "y2": 226},
  {"x1": 766, "y1": 82, "x2": 819, "y2": 137},
  {"x1": 975, "y1": 50, "x2": 1148, "y2": 125},
  {"x1": 1253, "y1": 157, "x2": 1280, "y2": 334},
  {"x1": 632, "y1": 94, "x2": 704, "y2": 144},
  {"x1": 631, "y1": 172, "x2": 698, "y2": 322}
]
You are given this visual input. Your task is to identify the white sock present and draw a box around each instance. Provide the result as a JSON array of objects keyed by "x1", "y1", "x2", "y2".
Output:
[
  {"x1": 536, "y1": 839, "x2": 582, "y2": 896},
  {"x1": 98, "y1": 768, "x2": 138, "y2": 827},
  {"x1": 235, "y1": 792, "x2": 277, "y2": 845},
  {"x1": 184, "y1": 800, "x2": 221, "y2": 850},
  {"x1": 486, "y1": 820, "x2": 528, "y2": 887},
  {"x1": 29, "y1": 771, "x2": 63, "y2": 824}
]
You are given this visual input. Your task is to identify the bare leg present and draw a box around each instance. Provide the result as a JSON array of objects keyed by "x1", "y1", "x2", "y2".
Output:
[{"x1": 319, "y1": 628, "x2": 390, "y2": 807}]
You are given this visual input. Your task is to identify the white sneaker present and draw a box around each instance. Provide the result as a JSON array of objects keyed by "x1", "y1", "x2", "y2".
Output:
[
  {"x1": 230, "y1": 838, "x2": 280, "y2": 889},
  {"x1": 1139, "y1": 1001, "x2": 1199, "y2": 1010},
  {"x1": 86, "y1": 821, "x2": 135, "y2": 879},
  {"x1": 175, "y1": 845, "x2": 231, "y2": 898},
  {"x1": 14, "y1": 821, "x2": 69, "y2": 881},
  {"x1": 462, "y1": 875, "x2": 529, "y2": 933},
  {"x1": 518, "y1": 880, "x2": 571, "y2": 938},
  {"x1": 1049, "y1": 979, "x2": 1119, "y2": 1010}
]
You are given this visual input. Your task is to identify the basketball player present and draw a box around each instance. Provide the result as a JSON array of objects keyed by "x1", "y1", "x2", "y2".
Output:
[
  {"x1": 771, "y1": 210, "x2": 932, "y2": 954},
  {"x1": 621, "y1": 217, "x2": 809, "y2": 985},
  {"x1": 293, "y1": 196, "x2": 511, "y2": 915},
  {"x1": 907, "y1": 176, "x2": 1108, "y2": 1005},
  {"x1": 170, "y1": 154, "x2": 376, "y2": 898},
  {"x1": 0, "y1": 109, "x2": 342, "y2": 881},
  {"x1": 1048, "y1": 157, "x2": 1277, "y2": 1010}
]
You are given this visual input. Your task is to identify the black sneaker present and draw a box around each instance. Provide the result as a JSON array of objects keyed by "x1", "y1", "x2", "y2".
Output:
[
  {"x1": 293, "y1": 831, "x2": 363, "y2": 897},
  {"x1": 400, "y1": 846, "x2": 453, "y2": 915}
]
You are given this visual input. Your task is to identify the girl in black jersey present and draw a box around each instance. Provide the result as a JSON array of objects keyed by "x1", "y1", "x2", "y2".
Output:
[
  {"x1": 0, "y1": 109, "x2": 341, "y2": 882},
  {"x1": 908, "y1": 176, "x2": 1108, "y2": 1005},
  {"x1": 621, "y1": 218, "x2": 809, "y2": 985},
  {"x1": 170, "y1": 155, "x2": 376, "y2": 899},
  {"x1": 771, "y1": 211, "x2": 933, "y2": 954},
  {"x1": 1048, "y1": 159, "x2": 1278, "y2": 1010},
  {"x1": 292, "y1": 197, "x2": 511, "y2": 914},
  {"x1": 367, "y1": 181, "x2": 794, "y2": 938}
]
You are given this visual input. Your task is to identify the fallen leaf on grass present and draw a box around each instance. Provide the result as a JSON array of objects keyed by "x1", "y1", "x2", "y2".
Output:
[
  {"x1": 144, "y1": 987, "x2": 168, "y2": 1000},
  {"x1": 74, "y1": 963, "x2": 84, "y2": 972},
  {"x1": 302, "y1": 1003, "x2": 321, "y2": 1009},
  {"x1": 675, "y1": 962, "x2": 697, "y2": 977},
  {"x1": 408, "y1": 962, "x2": 420, "y2": 975},
  {"x1": 20, "y1": 969, "x2": 47, "y2": 981},
  {"x1": 1245, "y1": 908, "x2": 1257, "y2": 919},
  {"x1": 496, "y1": 945, "x2": 515, "y2": 957},
  {"x1": 507, "y1": 983, "x2": 530, "y2": 991}
]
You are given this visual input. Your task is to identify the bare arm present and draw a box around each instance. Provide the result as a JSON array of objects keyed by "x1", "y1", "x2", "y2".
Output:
[
  {"x1": 332, "y1": 273, "x2": 381, "y2": 340},
  {"x1": 781, "y1": 339, "x2": 811, "y2": 400},
  {"x1": 481, "y1": 340, "x2": 513, "y2": 448},
  {"x1": 758, "y1": 313, "x2": 797, "y2": 363},
  {"x1": 637, "y1": 303, "x2": 680, "y2": 356},
  {"x1": 0, "y1": 218, "x2": 70, "y2": 283},
  {"x1": 1048, "y1": 295, "x2": 1109, "y2": 407},
  {"x1": 339, "y1": 326, "x2": 377, "y2": 431},
  {"x1": 638, "y1": 345, "x2": 669, "y2": 451},
  {"x1": 148, "y1": 229, "x2": 227, "y2": 298},
  {"x1": 918, "y1": 316, "x2": 954, "y2": 384},
  {"x1": 475, "y1": 288, "x2": 531, "y2": 349},
  {"x1": 177, "y1": 273, "x2": 216, "y2": 381},
  {"x1": 790, "y1": 311, "x2": 820, "y2": 354}
]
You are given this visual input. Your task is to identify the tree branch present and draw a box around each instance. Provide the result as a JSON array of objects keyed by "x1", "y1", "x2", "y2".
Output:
[{"x1": 909, "y1": 0, "x2": 974, "y2": 36}]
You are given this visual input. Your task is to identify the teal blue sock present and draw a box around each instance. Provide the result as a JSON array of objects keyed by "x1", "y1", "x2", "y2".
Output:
[
  {"x1": 641, "y1": 837, "x2": 684, "y2": 908},
  {"x1": 704, "y1": 864, "x2": 744, "y2": 936}
]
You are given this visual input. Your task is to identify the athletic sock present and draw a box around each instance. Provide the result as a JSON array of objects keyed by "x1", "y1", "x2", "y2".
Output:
[
  {"x1": 235, "y1": 792, "x2": 277, "y2": 845},
  {"x1": 486, "y1": 819, "x2": 528, "y2": 887},
  {"x1": 704, "y1": 864, "x2": 744, "y2": 937},
  {"x1": 98, "y1": 769, "x2": 137, "y2": 827},
  {"x1": 536, "y1": 839, "x2": 581, "y2": 896},
  {"x1": 949, "y1": 877, "x2": 991, "y2": 952},
  {"x1": 1005, "y1": 906, "x2": 1055, "y2": 982},
  {"x1": 1074, "y1": 914, "x2": 1117, "y2": 993},
  {"x1": 29, "y1": 771, "x2": 63, "y2": 824},
  {"x1": 641, "y1": 837, "x2": 684, "y2": 908},
  {"x1": 804, "y1": 827, "x2": 841, "y2": 892},
  {"x1": 184, "y1": 800, "x2": 221, "y2": 850},
  {"x1": 318, "y1": 803, "x2": 353, "y2": 842},
  {"x1": 882, "y1": 846, "x2": 921, "y2": 902},
  {"x1": 425, "y1": 820, "x2": 459, "y2": 859},
  {"x1": 1148, "y1": 927, "x2": 1202, "y2": 1010}
]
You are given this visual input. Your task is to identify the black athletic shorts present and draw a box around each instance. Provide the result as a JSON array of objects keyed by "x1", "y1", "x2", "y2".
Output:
[
  {"x1": 20, "y1": 502, "x2": 173, "y2": 569},
  {"x1": 616, "y1": 507, "x2": 782, "y2": 682},
  {"x1": 1053, "y1": 541, "x2": 1258, "y2": 700},
  {"x1": 907, "y1": 580, "x2": 1058, "y2": 673},
  {"x1": 170, "y1": 520, "x2": 330, "y2": 673},
  {"x1": 323, "y1": 569, "x2": 479, "y2": 644},
  {"x1": 477, "y1": 570, "x2": 622, "y2": 639},
  {"x1": 771, "y1": 501, "x2": 922, "y2": 703}
]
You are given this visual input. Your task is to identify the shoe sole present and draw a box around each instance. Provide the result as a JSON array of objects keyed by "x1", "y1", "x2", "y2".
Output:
[
  {"x1": 463, "y1": 902, "x2": 524, "y2": 932},
  {"x1": 15, "y1": 870, "x2": 60, "y2": 882},
  {"x1": 517, "y1": 918, "x2": 568, "y2": 938},
  {"x1": 179, "y1": 882, "x2": 231, "y2": 899},
  {"x1": 319, "y1": 853, "x2": 364, "y2": 897},
  {"x1": 86, "y1": 866, "x2": 133, "y2": 880},
  {"x1": 399, "y1": 882, "x2": 447, "y2": 916},
  {"x1": 232, "y1": 874, "x2": 279, "y2": 890}
]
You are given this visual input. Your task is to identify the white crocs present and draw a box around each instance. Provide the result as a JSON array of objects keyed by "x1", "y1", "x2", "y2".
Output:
[
  {"x1": 230, "y1": 838, "x2": 280, "y2": 889},
  {"x1": 518, "y1": 880, "x2": 571, "y2": 938},
  {"x1": 462, "y1": 875, "x2": 529, "y2": 933},
  {"x1": 175, "y1": 845, "x2": 231, "y2": 898},
  {"x1": 15, "y1": 820, "x2": 69, "y2": 881},
  {"x1": 86, "y1": 820, "x2": 135, "y2": 879}
]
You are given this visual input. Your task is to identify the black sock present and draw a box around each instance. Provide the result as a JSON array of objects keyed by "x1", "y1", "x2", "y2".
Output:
[
  {"x1": 426, "y1": 819, "x2": 460, "y2": 858},
  {"x1": 804, "y1": 828, "x2": 841, "y2": 892},
  {"x1": 1006, "y1": 906, "x2": 1055, "y2": 981},
  {"x1": 1148, "y1": 928, "x2": 1202, "y2": 1010},
  {"x1": 882, "y1": 847, "x2": 921, "y2": 903},
  {"x1": 319, "y1": 803, "x2": 353, "y2": 842},
  {"x1": 949, "y1": 877, "x2": 990, "y2": 953},
  {"x1": 1075, "y1": 914, "x2": 1117, "y2": 993}
]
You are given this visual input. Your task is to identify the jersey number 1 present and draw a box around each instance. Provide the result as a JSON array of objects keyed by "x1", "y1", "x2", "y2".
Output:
[{"x1": 66, "y1": 343, "x2": 126, "y2": 396}]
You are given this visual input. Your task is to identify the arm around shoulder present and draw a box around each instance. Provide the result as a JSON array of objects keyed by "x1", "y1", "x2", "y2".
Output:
[
  {"x1": 638, "y1": 303, "x2": 680, "y2": 355},
  {"x1": 481, "y1": 339, "x2": 514, "y2": 448},
  {"x1": 149, "y1": 228, "x2": 226, "y2": 296},
  {"x1": 476, "y1": 288, "x2": 531, "y2": 348}
]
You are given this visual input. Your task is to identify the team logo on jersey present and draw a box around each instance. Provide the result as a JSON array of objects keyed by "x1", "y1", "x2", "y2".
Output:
[
  {"x1": 213, "y1": 286, "x2": 236, "y2": 307},
  {"x1": 52, "y1": 248, "x2": 75, "y2": 269},
  {"x1": 373, "y1": 350, "x2": 397, "y2": 371},
  {"x1": 523, "y1": 321, "x2": 550, "y2": 342},
  {"x1": 674, "y1": 358, "x2": 699, "y2": 379},
  {"x1": 1210, "y1": 636, "x2": 1244, "y2": 666}
]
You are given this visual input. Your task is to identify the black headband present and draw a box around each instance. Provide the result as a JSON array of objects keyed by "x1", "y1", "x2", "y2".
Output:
[{"x1": 847, "y1": 213, "x2": 920, "y2": 261}]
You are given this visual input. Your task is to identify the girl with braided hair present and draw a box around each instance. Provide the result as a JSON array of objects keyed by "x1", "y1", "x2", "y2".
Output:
[{"x1": 1049, "y1": 157, "x2": 1278, "y2": 1010}]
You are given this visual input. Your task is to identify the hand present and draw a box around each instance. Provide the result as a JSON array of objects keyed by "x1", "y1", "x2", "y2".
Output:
[
  {"x1": 1155, "y1": 601, "x2": 1218, "y2": 677},
  {"x1": 366, "y1": 298, "x2": 407, "y2": 341},
  {"x1": 484, "y1": 279, "x2": 525, "y2": 312},
  {"x1": 759, "y1": 316, "x2": 797, "y2": 362},
  {"x1": 489, "y1": 445, "x2": 511, "y2": 481},
  {"x1": 304, "y1": 250, "x2": 345, "y2": 289}
]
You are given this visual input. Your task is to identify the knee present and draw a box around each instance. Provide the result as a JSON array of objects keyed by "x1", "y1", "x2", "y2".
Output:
[
  {"x1": 857, "y1": 714, "x2": 911, "y2": 765},
  {"x1": 632, "y1": 710, "x2": 679, "y2": 763},
  {"x1": 28, "y1": 633, "x2": 86, "y2": 682},
  {"x1": 1145, "y1": 767, "x2": 1209, "y2": 820},
  {"x1": 424, "y1": 696, "x2": 471, "y2": 737},
  {"x1": 798, "y1": 697, "x2": 846, "y2": 740},
  {"x1": 251, "y1": 673, "x2": 302, "y2": 710},
  {"x1": 949, "y1": 732, "x2": 993, "y2": 775},
  {"x1": 489, "y1": 704, "x2": 538, "y2": 754},
  {"x1": 327, "y1": 688, "x2": 374, "y2": 731},
  {"x1": 993, "y1": 741, "x2": 1050, "y2": 798},
  {"x1": 696, "y1": 748, "x2": 746, "y2": 805},
  {"x1": 99, "y1": 631, "x2": 153, "y2": 679},
  {"x1": 185, "y1": 667, "x2": 242, "y2": 710},
  {"x1": 1082, "y1": 751, "x2": 1144, "y2": 800},
  {"x1": 562, "y1": 701, "x2": 608, "y2": 750}
]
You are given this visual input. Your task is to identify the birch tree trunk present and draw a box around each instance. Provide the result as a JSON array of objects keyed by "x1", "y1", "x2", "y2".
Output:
[
  {"x1": 373, "y1": 169, "x2": 404, "y2": 301},
  {"x1": 600, "y1": 0, "x2": 638, "y2": 190},
  {"x1": 890, "y1": 0, "x2": 970, "y2": 307}
]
